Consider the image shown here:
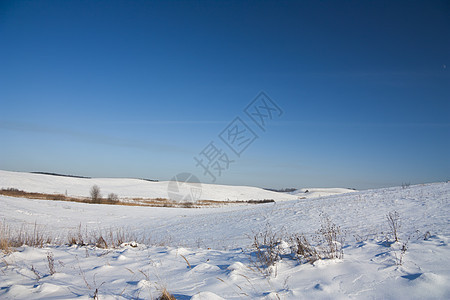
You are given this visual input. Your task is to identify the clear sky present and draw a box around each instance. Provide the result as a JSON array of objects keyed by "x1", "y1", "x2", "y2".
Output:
[{"x1": 0, "y1": 0, "x2": 449, "y2": 190}]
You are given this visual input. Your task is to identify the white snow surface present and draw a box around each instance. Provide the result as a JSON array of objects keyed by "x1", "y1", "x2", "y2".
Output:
[
  {"x1": 0, "y1": 170, "x2": 302, "y2": 202},
  {"x1": 290, "y1": 187, "x2": 356, "y2": 198},
  {"x1": 0, "y1": 171, "x2": 449, "y2": 299}
]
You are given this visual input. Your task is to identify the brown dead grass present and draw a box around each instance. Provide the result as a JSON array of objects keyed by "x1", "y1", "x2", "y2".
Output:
[
  {"x1": 0, "y1": 221, "x2": 147, "y2": 253},
  {"x1": 157, "y1": 288, "x2": 176, "y2": 300},
  {"x1": 0, "y1": 188, "x2": 167, "y2": 207},
  {"x1": 0, "y1": 221, "x2": 53, "y2": 253}
]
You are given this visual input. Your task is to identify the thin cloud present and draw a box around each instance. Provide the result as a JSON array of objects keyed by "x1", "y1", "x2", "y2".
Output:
[
  {"x1": 0, "y1": 120, "x2": 192, "y2": 154},
  {"x1": 269, "y1": 121, "x2": 450, "y2": 128},
  {"x1": 103, "y1": 120, "x2": 230, "y2": 125}
]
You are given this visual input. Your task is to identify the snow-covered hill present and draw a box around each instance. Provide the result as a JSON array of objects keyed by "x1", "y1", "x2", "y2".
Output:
[
  {"x1": 0, "y1": 171, "x2": 449, "y2": 299},
  {"x1": 0, "y1": 170, "x2": 355, "y2": 202},
  {"x1": 0, "y1": 170, "x2": 302, "y2": 202}
]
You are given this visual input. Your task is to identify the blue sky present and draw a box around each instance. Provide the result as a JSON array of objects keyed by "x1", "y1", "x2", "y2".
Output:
[{"x1": 0, "y1": 0, "x2": 449, "y2": 189}]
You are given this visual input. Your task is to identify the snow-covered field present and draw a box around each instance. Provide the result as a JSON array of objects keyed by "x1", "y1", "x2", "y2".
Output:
[
  {"x1": 290, "y1": 187, "x2": 356, "y2": 199},
  {"x1": 0, "y1": 170, "x2": 306, "y2": 202},
  {"x1": 0, "y1": 170, "x2": 449, "y2": 299}
]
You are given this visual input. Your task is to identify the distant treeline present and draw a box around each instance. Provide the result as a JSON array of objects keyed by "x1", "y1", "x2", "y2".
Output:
[
  {"x1": 30, "y1": 172, "x2": 159, "y2": 182},
  {"x1": 31, "y1": 172, "x2": 91, "y2": 179},
  {"x1": 264, "y1": 187, "x2": 297, "y2": 193},
  {"x1": 139, "y1": 178, "x2": 159, "y2": 182}
]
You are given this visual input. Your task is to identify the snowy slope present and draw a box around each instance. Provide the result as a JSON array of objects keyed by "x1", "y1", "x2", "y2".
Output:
[
  {"x1": 1, "y1": 181, "x2": 449, "y2": 299},
  {"x1": 290, "y1": 187, "x2": 356, "y2": 198},
  {"x1": 0, "y1": 170, "x2": 299, "y2": 202},
  {"x1": 1, "y1": 181, "x2": 448, "y2": 249}
]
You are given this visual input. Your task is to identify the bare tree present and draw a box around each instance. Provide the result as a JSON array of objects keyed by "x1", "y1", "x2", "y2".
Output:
[
  {"x1": 107, "y1": 193, "x2": 119, "y2": 203},
  {"x1": 90, "y1": 185, "x2": 102, "y2": 203}
]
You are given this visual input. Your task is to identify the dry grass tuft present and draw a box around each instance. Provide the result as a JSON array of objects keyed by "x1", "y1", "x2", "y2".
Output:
[
  {"x1": 316, "y1": 215, "x2": 345, "y2": 259},
  {"x1": 249, "y1": 216, "x2": 345, "y2": 276},
  {"x1": 290, "y1": 234, "x2": 320, "y2": 263},
  {"x1": 0, "y1": 221, "x2": 53, "y2": 253},
  {"x1": 1, "y1": 220, "x2": 148, "y2": 253},
  {"x1": 250, "y1": 227, "x2": 282, "y2": 276},
  {"x1": 0, "y1": 222, "x2": 12, "y2": 253},
  {"x1": 157, "y1": 287, "x2": 176, "y2": 300},
  {"x1": 66, "y1": 225, "x2": 145, "y2": 249},
  {"x1": 179, "y1": 254, "x2": 191, "y2": 269}
]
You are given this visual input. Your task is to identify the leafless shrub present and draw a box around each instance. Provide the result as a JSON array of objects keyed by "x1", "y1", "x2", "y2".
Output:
[
  {"x1": 394, "y1": 242, "x2": 408, "y2": 265},
  {"x1": 317, "y1": 215, "x2": 345, "y2": 259},
  {"x1": 250, "y1": 228, "x2": 282, "y2": 276},
  {"x1": 289, "y1": 216, "x2": 344, "y2": 264},
  {"x1": 247, "y1": 218, "x2": 345, "y2": 274},
  {"x1": 387, "y1": 211, "x2": 401, "y2": 242},
  {"x1": 107, "y1": 193, "x2": 119, "y2": 203},
  {"x1": 401, "y1": 182, "x2": 411, "y2": 189},
  {"x1": 47, "y1": 251, "x2": 56, "y2": 275},
  {"x1": 290, "y1": 234, "x2": 320, "y2": 263},
  {"x1": 384, "y1": 211, "x2": 410, "y2": 265},
  {"x1": 90, "y1": 185, "x2": 102, "y2": 203},
  {"x1": 31, "y1": 265, "x2": 41, "y2": 280}
]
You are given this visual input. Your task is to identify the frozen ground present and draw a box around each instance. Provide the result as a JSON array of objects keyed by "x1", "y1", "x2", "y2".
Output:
[{"x1": 0, "y1": 171, "x2": 449, "y2": 299}]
